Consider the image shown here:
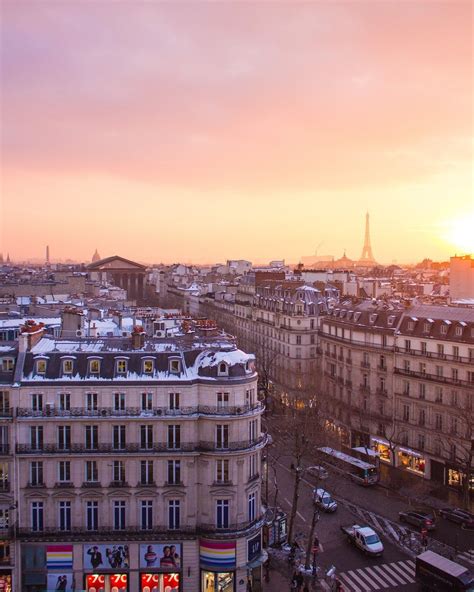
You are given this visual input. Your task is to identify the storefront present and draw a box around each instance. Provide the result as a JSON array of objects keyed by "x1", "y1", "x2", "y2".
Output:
[
  {"x1": 350, "y1": 429, "x2": 370, "y2": 449},
  {"x1": 83, "y1": 543, "x2": 130, "y2": 591},
  {"x1": 447, "y1": 466, "x2": 474, "y2": 491},
  {"x1": 21, "y1": 544, "x2": 74, "y2": 592},
  {"x1": 246, "y1": 533, "x2": 266, "y2": 592},
  {"x1": 200, "y1": 539, "x2": 236, "y2": 592},
  {"x1": 398, "y1": 447, "x2": 426, "y2": 475},
  {"x1": 0, "y1": 572, "x2": 12, "y2": 592},
  {"x1": 371, "y1": 437, "x2": 391, "y2": 463}
]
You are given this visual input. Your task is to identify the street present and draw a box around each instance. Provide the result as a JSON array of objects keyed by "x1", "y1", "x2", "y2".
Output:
[{"x1": 263, "y1": 415, "x2": 474, "y2": 591}]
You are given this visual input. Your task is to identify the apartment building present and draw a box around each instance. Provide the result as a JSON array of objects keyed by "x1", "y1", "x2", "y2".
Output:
[
  {"x1": 8, "y1": 322, "x2": 267, "y2": 592},
  {"x1": 319, "y1": 301, "x2": 474, "y2": 495},
  {"x1": 199, "y1": 277, "x2": 331, "y2": 403}
]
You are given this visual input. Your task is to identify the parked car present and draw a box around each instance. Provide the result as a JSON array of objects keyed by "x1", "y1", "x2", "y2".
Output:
[
  {"x1": 398, "y1": 511, "x2": 436, "y2": 530},
  {"x1": 341, "y1": 524, "x2": 384, "y2": 556},
  {"x1": 439, "y1": 508, "x2": 474, "y2": 529},
  {"x1": 313, "y1": 488, "x2": 338, "y2": 512},
  {"x1": 307, "y1": 465, "x2": 329, "y2": 480}
]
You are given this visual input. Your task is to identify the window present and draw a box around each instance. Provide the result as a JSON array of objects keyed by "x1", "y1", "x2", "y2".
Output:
[
  {"x1": 249, "y1": 419, "x2": 258, "y2": 441},
  {"x1": 423, "y1": 323, "x2": 430, "y2": 333},
  {"x1": 216, "y1": 499, "x2": 229, "y2": 529},
  {"x1": 113, "y1": 425, "x2": 126, "y2": 450},
  {"x1": 116, "y1": 359, "x2": 127, "y2": 374},
  {"x1": 140, "y1": 425, "x2": 153, "y2": 450},
  {"x1": 31, "y1": 502, "x2": 44, "y2": 531},
  {"x1": 440, "y1": 324, "x2": 447, "y2": 335},
  {"x1": 296, "y1": 335, "x2": 301, "y2": 345},
  {"x1": 379, "y1": 355, "x2": 386, "y2": 370},
  {"x1": 216, "y1": 424, "x2": 229, "y2": 449},
  {"x1": 85, "y1": 426, "x2": 98, "y2": 450},
  {"x1": 35, "y1": 359, "x2": 47, "y2": 374},
  {"x1": 143, "y1": 359, "x2": 154, "y2": 374},
  {"x1": 167, "y1": 460, "x2": 181, "y2": 485},
  {"x1": 62, "y1": 359, "x2": 73, "y2": 374},
  {"x1": 85, "y1": 393, "x2": 98, "y2": 412},
  {"x1": 435, "y1": 414, "x2": 442, "y2": 430},
  {"x1": 404, "y1": 340, "x2": 411, "y2": 353},
  {"x1": 419, "y1": 409, "x2": 425, "y2": 426},
  {"x1": 58, "y1": 393, "x2": 70, "y2": 412},
  {"x1": 421, "y1": 342, "x2": 427, "y2": 354},
  {"x1": 248, "y1": 492, "x2": 256, "y2": 522},
  {"x1": 169, "y1": 392, "x2": 180, "y2": 410},
  {"x1": 112, "y1": 460, "x2": 125, "y2": 484},
  {"x1": 419, "y1": 362, "x2": 426, "y2": 375},
  {"x1": 141, "y1": 392, "x2": 152, "y2": 412},
  {"x1": 217, "y1": 392, "x2": 229, "y2": 408},
  {"x1": 451, "y1": 390, "x2": 458, "y2": 406},
  {"x1": 30, "y1": 461, "x2": 43, "y2": 486},
  {"x1": 403, "y1": 360, "x2": 410, "y2": 372},
  {"x1": 435, "y1": 387, "x2": 443, "y2": 403},
  {"x1": 141, "y1": 500, "x2": 153, "y2": 530},
  {"x1": 1, "y1": 358, "x2": 13, "y2": 372},
  {"x1": 402, "y1": 405, "x2": 410, "y2": 421},
  {"x1": 468, "y1": 371, "x2": 474, "y2": 384},
  {"x1": 0, "y1": 391, "x2": 9, "y2": 415},
  {"x1": 437, "y1": 344, "x2": 445, "y2": 358},
  {"x1": 86, "y1": 501, "x2": 98, "y2": 531},
  {"x1": 418, "y1": 383, "x2": 426, "y2": 400},
  {"x1": 85, "y1": 461, "x2": 98, "y2": 483},
  {"x1": 113, "y1": 500, "x2": 126, "y2": 530},
  {"x1": 57, "y1": 426, "x2": 71, "y2": 450},
  {"x1": 216, "y1": 459, "x2": 229, "y2": 483},
  {"x1": 168, "y1": 500, "x2": 180, "y2": 530},
  {"x1": 452, "y1": 346, "x2": 460, "y2": 360},
  {"x1": 31, "y1": 394, "x2": 43, "y2": 412},
  {"x1": 451, "y1": 417, "x2": 458, "y2": 435},
  {"x1": 167, "y1": 425, "x2": 181, "y2": 449},
  {"x1": 30, "y1": 426, "x2": 43, "y2": 450},
  {"x1": 418, "y1": 434, "x2": 425, "y2": 450},
  {"x1": 59, "y1": 501, "x2": 71, "y2": 531},
  {"x1": 58, "y1": 461, "x2": 70, "y2": 483},
  {"x1": 403, "y1": 381, "x2": 410, "y2": 395},
  {"x1": 89, "y1": 359, "x2": 100, "y2": 374},
  {"x1": 249, "y1": 454, "x2": 258, "y2": 479},
  {"x1": 140, "y1": 461, "x2": 154, "y2": 485},
  {"x1": 114, "y1": 393, "x2": 125, "y2": 412},
  {"x1": 169, "y1": 359, "x2": 180, "y2": 374}
]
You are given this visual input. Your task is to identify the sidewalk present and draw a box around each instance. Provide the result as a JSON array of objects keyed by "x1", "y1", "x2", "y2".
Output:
[{"x1": 262, "y1": 556, "x2": 329, "y2": 591}]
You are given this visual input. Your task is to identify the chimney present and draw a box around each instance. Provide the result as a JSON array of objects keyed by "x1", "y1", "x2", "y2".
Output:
[
  {"x1": 112, "y1": 311, "x2": 122, "y2": 329},
  {"x1": 19, "y1": 321, "x2": 45, "y2": 352},
  {"x1": 61, "y1": 306, "x2": 84, "y2": 338},
  {"x1": 131, "y1": 326, "x2": 145, "y2": 350},
  {"x1": 90, "y1": 323, "x2": 98, "y2": 339}
]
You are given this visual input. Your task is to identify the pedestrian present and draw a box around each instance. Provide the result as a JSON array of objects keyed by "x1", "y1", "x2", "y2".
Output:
[
  {"x1": 296, "y1": 572, "x2": 304, "y2": 591},
  {"x1": 290, "y1": 571, "x2": 298, "y2": 591}
]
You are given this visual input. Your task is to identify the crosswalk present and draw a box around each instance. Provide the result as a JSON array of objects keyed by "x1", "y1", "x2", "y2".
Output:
[
  {"x1": 458, "y1": 549, "x2": 474, "y2": 566},
  {"x1": 338, "y1": 559, "x2": 415, "y2": 591}
]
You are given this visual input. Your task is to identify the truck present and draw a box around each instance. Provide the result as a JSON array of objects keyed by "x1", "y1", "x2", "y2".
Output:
[
  {"x1": 340, "y1": 524, "x2": 384, "y2": 556},
  {"x1": 416, "y1": 550, "x2": 474, "y2": 591}
]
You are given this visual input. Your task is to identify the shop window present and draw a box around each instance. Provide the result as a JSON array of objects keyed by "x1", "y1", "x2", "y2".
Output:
[{"x1": 202, "y1": 572, "x2": 234, "y2": 592}]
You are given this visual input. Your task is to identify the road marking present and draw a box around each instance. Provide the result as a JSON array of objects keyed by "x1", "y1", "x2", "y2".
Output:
[
  {"x1": 388, "y1": 561, "x2": 415, "y2": 583},
  {"x1": 377, "y1": 563, "x2": 410, "y2": 585},
  {"x1": 398, "y1": 560, "x2": 415, "y2": 577},
  {"x1": 297, "y1": 510, "x2": 307, "y2": 522},
  {"x1": 354, "y1": 568, "x2": 381, "y2": 589},
  {"x1": 346, "y1": 570, "x2": 372, "y2": 591},
  {"x1": 368, "y1": 513, "x2": 385, "y2": 533},
  {"x1": 283, "y1": 497, "x2": 292, "y2": 506},
  {"x1": 339, "y1": 572, "x2": 363, "y2": 592},
  {"x1": 382, "y1": 518, "x2": 400, "y2": 542},
  {"x1": 361, "y1": 566, "x2": 390, "y2": 588},
  {"x1": 371, "y1": 565, "x2": 399, "y2": 587}
]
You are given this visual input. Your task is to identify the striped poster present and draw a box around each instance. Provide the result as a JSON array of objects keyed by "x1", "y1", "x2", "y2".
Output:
[
  {"x1": 46, "y1": 545, "x2": 73, "y2": 570},
  {"x1": 199, "y1": 539, "x2": 236, "y2": 570}
]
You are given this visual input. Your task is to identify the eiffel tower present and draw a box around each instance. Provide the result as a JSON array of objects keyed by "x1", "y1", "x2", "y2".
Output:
[{"x1": 358, "y1": 211, "x2": 377, "y2": 266}]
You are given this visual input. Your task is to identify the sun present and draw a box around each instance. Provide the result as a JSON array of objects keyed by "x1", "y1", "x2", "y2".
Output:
[{"x1": 443, "y1": 211, "x2": 474, "y2": 254}]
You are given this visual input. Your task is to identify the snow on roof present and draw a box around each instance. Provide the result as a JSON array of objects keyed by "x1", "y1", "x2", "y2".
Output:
[
  {"x1": 0, "y1": 317, "x2": 61, "y2": 329},
  {"x1": 196, "y1": 349, "x2": 254, "y2": 369}
]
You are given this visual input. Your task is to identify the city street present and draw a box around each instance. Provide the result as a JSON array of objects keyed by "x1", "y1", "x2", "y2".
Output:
[{"x1": 263, "y1": 415, "x2": 474, "y2": 591}]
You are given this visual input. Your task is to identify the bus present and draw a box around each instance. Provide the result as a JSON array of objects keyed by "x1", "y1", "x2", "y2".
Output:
[
  {"x1": 317, "y1": 447, "x2": 379, "y2": 486},
  {"x1": 416, "y1": 550, "x2": 474, "y2": 591},
  {"x1": 352, "y1": 446, "x2": 381, "y2": 468}
]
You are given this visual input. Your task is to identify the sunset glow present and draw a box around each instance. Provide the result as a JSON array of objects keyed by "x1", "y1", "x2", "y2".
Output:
[{"x1": 1, "y1": 1, "x2": 472, "y2": 264}]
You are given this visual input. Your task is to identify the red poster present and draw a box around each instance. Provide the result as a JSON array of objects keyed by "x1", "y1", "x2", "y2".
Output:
[
  {"x1": 86, "y1": 574, "x2": 105, "y2": 592},
  {"x1": 140, "y1": 573, "x2": 160, "y2": 592},
  {"x1": 110, "y1": 574, "x2": 128, "y2": 590}
]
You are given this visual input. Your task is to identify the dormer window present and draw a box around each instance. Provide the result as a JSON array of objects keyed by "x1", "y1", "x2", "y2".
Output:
[
  {"x1": 387, "y1": 315, "x2": 395, "y2": 326},
  {"x1": 423, "y1": 322, "x2": 431, "y2": 333},
  {"x1": 354, "y1": 312, "x2": 361, "y2": 323},
  {"x1": 36, "y1": 359, "x2": 47, "y2": 375},
  {"x1": 62, "y1": 359, "x2": 73, "y2": 374},
  {"x1": 143, "y1": 359, "x2": 154, "y2": 374},
  {"x1": 370, "y1": 314, "x2": 378, "y2": 324},
  {"x1": 218, "y1": 362, "x2": 229, "y2": 376},
  {"x1": 169, "y1": 359, "x2": 181, "y2": 374},
  {"x1": 455, "y1": 326, "x2": 463, "y2": 337},
  {"x1": 440, "y1": 325, "x2": 447, "y2": 335},
  {"x1": 1, "y1": 358, "x2": 14, "y2": 372},
  {"x1": 407, "y1": 321, "x2": 414, "y2": 331},
  {"x1": 89, "y1": 359, "x2": 100, "y2": 374},
  {"x1": 116, "y1": 359, "x2": 127, "y2": 374}
]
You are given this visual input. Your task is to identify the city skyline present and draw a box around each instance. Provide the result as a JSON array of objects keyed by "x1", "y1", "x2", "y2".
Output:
[{"x1": 1, "y1": 1, "x2": 472, "y2": 264}]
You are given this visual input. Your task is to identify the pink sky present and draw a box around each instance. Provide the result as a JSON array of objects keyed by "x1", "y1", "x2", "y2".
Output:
[{"x1": 1, "y1": 1, "x2": 472, "y2": 264}]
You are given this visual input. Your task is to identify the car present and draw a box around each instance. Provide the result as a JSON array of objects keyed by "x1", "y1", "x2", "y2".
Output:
[
  {"x1": 307, "y1": 465, "x2": 329, "y2": 480},
  {"x1": 439, "y1": 508, "x2": 474, "y2": 528},
  {"x1": 398, "y1": 511, "x2": 436, "y2": 530},
  {"x1": 313, "y1": 488, "x2": 338, "y2": 512}
]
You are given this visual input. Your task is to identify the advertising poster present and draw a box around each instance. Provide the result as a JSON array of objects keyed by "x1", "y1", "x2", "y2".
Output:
[
  {"x1": 83, "y1": 545, "x2": 130, "y2": 570},
  {"x1": 0, "y1": 575, "x2": 12, "y2": 592},
  {"x1": 86, "y1": 573, "x2": 128, "y2": 592},
  {"x1": 46, "y1": 545, "x2": 73, "y2": 571},
  {"x1": 139, "y1": 544, "x2": 181, "y2": 569},
  {"x1": 140, "y1": 573, "x2": 179, "y2": 592},
  {"x1": 46, "y1": 573, "x2": 74, "y2": 591}
]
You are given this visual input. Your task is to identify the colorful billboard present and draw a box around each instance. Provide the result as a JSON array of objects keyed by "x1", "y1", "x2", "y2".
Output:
[
  {"x1": 139, "y1": 544, "x2": 181, "y2": 569},
  {"x1": 86, "y1": 573, "x2": 128, "y2": 592},
  {"x1": 140, "y1": 573, "x2": 179, "y2": 592},
  {"x1": 46, "y1": 545, "x2": 73, "y2": 571},
  {"x1": 199, "y1": 539, "x2": 236, "y2": 570},
  {"x1": 83, "y1": 544, "x2": 130, "y2": 570}
]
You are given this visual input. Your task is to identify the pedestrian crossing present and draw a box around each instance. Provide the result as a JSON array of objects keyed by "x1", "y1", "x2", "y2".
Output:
[
  {"x1": 458, "y1": 549, "x2": 474, "y2": 566},
  {"x1": 337, "y1": 559, "x2": 415, "y2": 591}
]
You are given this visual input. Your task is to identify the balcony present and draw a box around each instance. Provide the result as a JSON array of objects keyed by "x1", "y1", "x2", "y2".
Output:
[
  {"x1": 54, "y1": 481, "x2": 74, "y2": 488},
  {"x1": 0, "y1": 445, "x2": 10, "y2": 455},
  {"x1": 394, "y1": 346, "x2": 473, "y2": 365},
  {"x1": 361, "y1": 361, "x2": 371, "y2": 369},
  {"x1": 377, "y1": 365, "x2": 387, "y2": 372},
  {"x1": 26, "y1": 482, "x2": 46, "y2": 488},
  {"x1": 82, "y1": 481, "x2": 101, "y2": 488},
  {"x1": 16, "y1": 403, "x2": 264, "y2": 419},
  {"x1": 212, "y1": 480, "x2": 234, "y2": 486},
  {"x1": 359, "y1": 385, "x2": 371, "y2": 394},
  {"x1": 376, "y1": 388, "x2": 388, "y2": 397},
  {"x1": 338, "y1": 354, "x2": 344, "y2": 361},
  {"x1": 345, "y1": 357, "x2": 352, "y2": 365},
  {"x1": 394, "y1": 367, "x2": 473, "y2": 388},
  {"x1": 109, "y1": 481, "x2": 129, "y2": 488},
  {"x1": 0, "y1": 482, "x2": 10, "y2": 493},
  {"x1": 321, "y1": 332, "x2": 392, "y2": 351},
  {"x1": 0, "y1": 409, "x2": 12, "y2": 418},
  {"x1": 138, "y1": 481, "x2": 156, "y2": 487}
]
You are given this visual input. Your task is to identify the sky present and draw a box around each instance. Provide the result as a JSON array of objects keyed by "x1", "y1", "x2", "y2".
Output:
[{"x1": 1, "y1": 1, "x2": 472, "y2": 265}]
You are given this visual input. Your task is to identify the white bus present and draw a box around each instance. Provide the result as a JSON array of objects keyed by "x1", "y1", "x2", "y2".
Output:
[{"x1": 317, "y1": 447, "x2": 379, "y2": 486}]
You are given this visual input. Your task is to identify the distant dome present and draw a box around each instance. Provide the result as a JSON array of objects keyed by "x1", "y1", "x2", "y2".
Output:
[{"x1": 92, "y1": 249, "x2": 101, "y2": 263}]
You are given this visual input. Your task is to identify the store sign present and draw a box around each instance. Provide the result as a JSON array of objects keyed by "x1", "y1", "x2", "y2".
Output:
[
  {"x1": 200, "y1": 539, "x2": 236, "y2": 570},
  {"x1": 139, "y1": 544, "x2": 182, "y2": 569},
  {"x1": 83, "y1": 544, "x2": 130, "y2": 570},
  {"x1": 247, "y1": 533, "x2": 261, "y2": 563},
  {"x1": 46, "y1": 545, "x2": 73, "y2": 570},
  {"x1": 140, "y1": 573, "x2": 179, "y2": 592},
  {"x1": 86, "y1": 573, "x2": 128, "y2": 592}
]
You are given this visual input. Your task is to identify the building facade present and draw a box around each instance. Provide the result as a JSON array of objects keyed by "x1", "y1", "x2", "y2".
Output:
[
  {"x1": 7, "y1": 323, "x2": 267, "y2": 592},
  {"x1": 319, "y1": 301, "x2": 474, "y2": 495}
]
